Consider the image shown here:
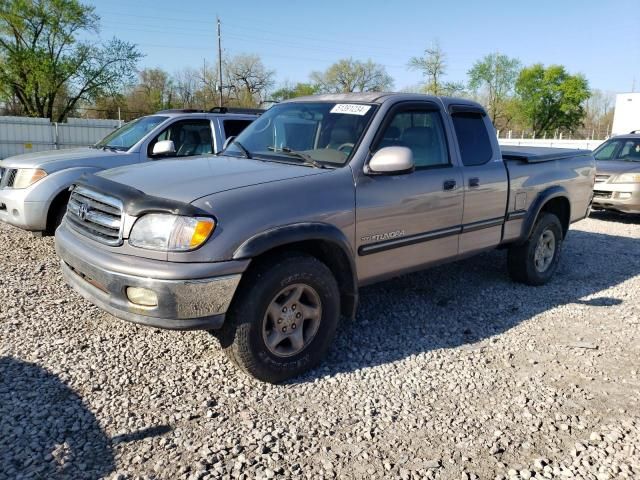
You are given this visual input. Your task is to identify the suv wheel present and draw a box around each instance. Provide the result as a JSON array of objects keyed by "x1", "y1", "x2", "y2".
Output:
[
  {"x1": 218, "y1": 253, "x2": 340, "y2": 383},
  {"x1": 507, "y1": 212, "x2": 563, "y2": 286}
]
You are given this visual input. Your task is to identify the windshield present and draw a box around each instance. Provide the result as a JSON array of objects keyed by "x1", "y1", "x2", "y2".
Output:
[
  {"x1": 95, "y1": 116, "x2": 168, "y2": 151},
  {"x1": 224, "y1": 102, "x2": 377, "y2": 166},
  {"x1": 593, "y1": 138, "x2": 640, "y2": 162}
]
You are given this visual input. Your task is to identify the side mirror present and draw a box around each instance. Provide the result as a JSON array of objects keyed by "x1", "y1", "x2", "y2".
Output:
[
  {"x1": 365, "y1": 146, "x2": 414, "y2": 175},
  {"x1": 222, "y1": 136, "x2": 236, "y2": 152},
  {"x1": 152, "y1": 140, "x2": 176, "y2": 156}
]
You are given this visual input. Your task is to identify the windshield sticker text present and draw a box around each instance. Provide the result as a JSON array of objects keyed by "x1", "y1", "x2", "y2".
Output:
[{"x1": 330, "y1": 104, "x2": 371, "y2": 116}]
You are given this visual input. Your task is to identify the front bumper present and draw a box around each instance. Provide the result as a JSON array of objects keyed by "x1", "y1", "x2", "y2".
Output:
[
  {"x1": 0, "y1": 188, "x2": 48, "y2": 230},
  {"x1": 55, "y1": 222, "x2": 249, "y2": 330},
  {"x1": 592, "y1": 183, "x2": 640, "y2": 214}
]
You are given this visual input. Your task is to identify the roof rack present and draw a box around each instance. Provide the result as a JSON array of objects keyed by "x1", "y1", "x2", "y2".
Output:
[{"x1": 209, "y1": 107, "x2": 264, "y2": 115}]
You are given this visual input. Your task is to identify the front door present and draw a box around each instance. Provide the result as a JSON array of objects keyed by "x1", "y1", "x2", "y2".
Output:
[{"x1": 355, "y1": 102, "x2": 464, "y2": 284}]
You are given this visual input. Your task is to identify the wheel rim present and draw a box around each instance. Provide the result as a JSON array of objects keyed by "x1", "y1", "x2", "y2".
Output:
[
  {"x1": 534, "y1": 228, "x2": 556, "y2": 272},
  {"x1": 262, "y1": 283, "x2": 322, "y2": 358}
]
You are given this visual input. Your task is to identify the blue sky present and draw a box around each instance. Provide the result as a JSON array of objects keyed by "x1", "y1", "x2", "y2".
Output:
[{"x1": 86, "y1": 0, "x2": 639, "y2": 94}]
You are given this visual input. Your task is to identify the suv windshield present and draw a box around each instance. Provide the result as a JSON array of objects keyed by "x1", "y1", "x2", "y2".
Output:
[
  {"x1": 95, "y1": 115, "x2": 168, "y2": 151},
  {"x1": 224, "y1": 102, "x2": 377, "y2": 166},
  {"x1": 593, "y1": 138, "x2": 640, "y2": 162}
]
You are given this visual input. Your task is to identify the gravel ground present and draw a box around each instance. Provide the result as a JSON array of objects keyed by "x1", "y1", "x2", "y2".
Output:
[{"x1": 1, "y1": 212, "x2": 639, "y2": 480}]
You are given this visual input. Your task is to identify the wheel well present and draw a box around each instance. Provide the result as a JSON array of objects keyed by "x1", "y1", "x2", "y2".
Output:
[
  {"x1": 247, "y1": 240, "x2": 358, "y2": 319},
  {"x1": 540, "y1": 196, "x2": 570, "y2": 237},
  {"x1": 45, "y1": 189, "x2": 71, "y2": 235}
]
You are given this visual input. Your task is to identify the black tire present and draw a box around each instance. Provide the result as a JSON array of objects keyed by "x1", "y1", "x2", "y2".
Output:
[
  {"x1": 507, "y1": 212, "x2": 563, "y2": 286},
  {"x1": 45, "y1": 194, "x2": 69, "y2": 235},
  {"x1": 218, "y1": 253, "x2": 340, "y2": 383}
]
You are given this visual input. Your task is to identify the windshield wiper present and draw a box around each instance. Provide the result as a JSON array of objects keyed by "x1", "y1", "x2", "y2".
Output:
[
  {"x1": 101, "y1": 145, "x2": 120, "y2": 152},
  {"x1": 230, "y1": 140, "x2": 252, "y2": 159},
  {"x1": 267, "y1": 146, "x2": 325, "y2": 169}
]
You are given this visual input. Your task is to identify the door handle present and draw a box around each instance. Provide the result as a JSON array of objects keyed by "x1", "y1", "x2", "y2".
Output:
[
  {"x1": 469, "y1": 177, "x2": 480, "y2": 188},
  {"x1": 443, "y1": 179, "x2": 456, "y2": 191}
]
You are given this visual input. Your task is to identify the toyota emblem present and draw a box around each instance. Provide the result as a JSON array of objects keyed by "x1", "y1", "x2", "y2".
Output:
[{"x1": 78, "y1": 203, "x2": 89, "y2": 221}]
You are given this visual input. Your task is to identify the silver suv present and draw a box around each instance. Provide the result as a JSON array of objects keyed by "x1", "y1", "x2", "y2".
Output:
[{"x1": 0, "y1": 108, "x2": 259, "y2": 234}]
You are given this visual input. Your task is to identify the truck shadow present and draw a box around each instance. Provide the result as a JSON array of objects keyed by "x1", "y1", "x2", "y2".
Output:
[
  {"x1": 589, "y1": 210, "x2": 640, "y2": 224},
  {"x1": 304, "y1": 229, "x2": 640, "y2": 380},
  {"x1": 0, "y1": 357, "x2": 115, "y2": 479}
]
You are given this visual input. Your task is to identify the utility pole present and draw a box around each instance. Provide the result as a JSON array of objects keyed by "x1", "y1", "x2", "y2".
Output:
[{"x1": 217, "y1": 16, "x2": 223, "y2": 108}]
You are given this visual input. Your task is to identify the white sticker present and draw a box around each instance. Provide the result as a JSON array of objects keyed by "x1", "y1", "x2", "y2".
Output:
[{"x1": 330, "y1": 104, "x2": 371, "y2": 116}]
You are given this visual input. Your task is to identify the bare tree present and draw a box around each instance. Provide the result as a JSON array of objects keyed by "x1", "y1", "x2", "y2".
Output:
[
  {"x1": 172, "y1": 68, "x2": 200, "y2": 108},
  {"x1": 310, "y1": 58, "x2": 393, "y2": 93},
  {"x1": 223, "y1": 54, "x2": 275, "y2": 106},
  {"x1": 408, "y1": 41, "x2": 463, "y2": 96}
]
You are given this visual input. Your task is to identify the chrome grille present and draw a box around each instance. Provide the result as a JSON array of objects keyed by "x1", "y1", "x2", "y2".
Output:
[
  {"x1": 66, "y1": 186, "x2": 124, "y2": 246},
  {"x1": 595, "y1": 174, "x2": 611, "y2": 184},
  {"x1": 0, "y1": 168, "x2": 17, "y2": 188}
]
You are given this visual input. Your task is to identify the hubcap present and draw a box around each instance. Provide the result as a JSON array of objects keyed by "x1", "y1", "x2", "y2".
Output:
[
  {"x1": 534, "y1": 229, "x2": 556, "y2": 272},
  {"x1": 262, "y1": 283, "x2": 322, "y2": 358}
]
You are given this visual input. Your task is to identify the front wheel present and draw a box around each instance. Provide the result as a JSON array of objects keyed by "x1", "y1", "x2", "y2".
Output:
[
  {"x1": 507, "y1": 212, "x2": 563, "y2": 286},
  {"x1": 218, "y1": 254, "x2": 340, "y2": 383}
]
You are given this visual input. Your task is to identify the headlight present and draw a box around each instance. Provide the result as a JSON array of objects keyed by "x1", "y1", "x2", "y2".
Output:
[
  {"x1": 612, "y1": 173, "x2": 640, "y2": 184},
  {"x1": 12, "y1": 168, "x2": 47, "y2": 188},
  {"x1": 129, "y1": 214, "x2": 216, "y2": 251}
]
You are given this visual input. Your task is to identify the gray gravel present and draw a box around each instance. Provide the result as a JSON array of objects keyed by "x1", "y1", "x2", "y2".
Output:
[{"x1": 1, "y1": 211, "x2": 639, "y2": 479}]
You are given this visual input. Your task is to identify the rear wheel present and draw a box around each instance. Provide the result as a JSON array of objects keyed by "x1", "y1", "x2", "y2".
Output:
[
  {"x1": 218, "y1": 253, "x2": 340, "y2": 383},
  {"x1": 507, "y1": 212, "x2": 563, "y2": 286}
]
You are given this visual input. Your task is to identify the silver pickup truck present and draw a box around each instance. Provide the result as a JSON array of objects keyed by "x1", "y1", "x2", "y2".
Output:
[
  {"x1": 55, "y1": 93, "x2": 595, "y2": 382},
  {"x1": 0, "y1": 108, "x2": 258, "y2": 234}
]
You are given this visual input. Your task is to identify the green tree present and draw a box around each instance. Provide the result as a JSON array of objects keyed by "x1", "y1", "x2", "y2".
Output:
[
  {"x1": 271, "y1": 82, "x2": 318, "y2": 102},
  {"x1": 468, "y1": 53, "x2": 521, "y2": 126},
  {"x1": 408, "y1": 41, "x2": 464, "y2": 96},
  {"x1": 0, "y1": 0, "x2": 142, "y2": 121},
  {"x1": 515, "y1": 64, "x2": 590, "y2": 135},
  {"x1": 311, "y1": 58, "x2": 393, "y2": 93}
]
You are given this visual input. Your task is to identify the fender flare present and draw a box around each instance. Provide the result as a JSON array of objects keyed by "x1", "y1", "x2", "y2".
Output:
[
  {"x1": 520, "y1": 186, "x2": 570, "y2": 241},
  {"x1": 233, "y1": 222, "x2": 359, "y2": 318}
]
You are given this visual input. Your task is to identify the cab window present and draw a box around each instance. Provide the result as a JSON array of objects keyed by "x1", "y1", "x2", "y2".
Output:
[
  {"x1": 150, "y1": 120, "x2": 213, "y2": 157},
  {"x1": 375, "y1": 109, "x2": 449, "y2": 168},
  {"x1": 593, "y1": 140, "x2": 621, "y2": 160}
]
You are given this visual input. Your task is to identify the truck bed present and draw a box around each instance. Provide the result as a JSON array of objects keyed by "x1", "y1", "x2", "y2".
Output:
[{"x1": 501, "y1": 146, "x2": 591, "y2": 163}]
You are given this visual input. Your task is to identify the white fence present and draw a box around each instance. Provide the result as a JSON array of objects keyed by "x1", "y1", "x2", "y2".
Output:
[
  {"x1": 0, "y1": 116, "x2": 122, "y2": 159},
  {"x1": 499, "y1": 138, "x2": 606, "y2": 151}
]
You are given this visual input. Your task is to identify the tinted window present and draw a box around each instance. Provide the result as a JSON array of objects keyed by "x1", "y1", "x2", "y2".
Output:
[
  {"x1": 151, "y1": 120, "x2": 212, "y2": 157},
  {"x1": 452, "y1": 113, "x2": 493, "y2": 166},
  {"x1": 593, "y1": 140, "x2": 620, "y2": 160},
  {"x1": 376, "y1": 110, "x2": 449, "y2": 168},
  {"x1": 223, "y1": 119, "x2": 253, "y2": 138},
  {"x1": 618, "y1": 140, "x2": 640, "y2": 161}
]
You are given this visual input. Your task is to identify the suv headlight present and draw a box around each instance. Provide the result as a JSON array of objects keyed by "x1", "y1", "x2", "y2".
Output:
[
  {"x1": 12, "y1": 168, "x2": 47, "y2": 189},
  {"x1": 129, "y1": 214, "x2": 216, "y2": 251},
  {"x1": 612, "y1": 173, "x2": 640, "y2": 184}
]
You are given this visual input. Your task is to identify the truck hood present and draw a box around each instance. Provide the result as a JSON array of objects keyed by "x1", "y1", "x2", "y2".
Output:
[
  {"x1": 596, "y1": 160, "x2": 640, "y2": 176},
  {"x1": 0, "y1": 147, "x2": 130, "y2": 172},
  {"x1": 97, "y1": 155, "x2": 328, "y2": 204}
]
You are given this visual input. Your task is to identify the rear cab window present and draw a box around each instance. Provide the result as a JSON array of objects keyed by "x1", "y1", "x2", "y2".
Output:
[
  {"x1": 451, "y1": 112, "x2": 493, "y2": 166},
  {"x1": 223, "y1": 119, "x2": 254, "y2": 138}
]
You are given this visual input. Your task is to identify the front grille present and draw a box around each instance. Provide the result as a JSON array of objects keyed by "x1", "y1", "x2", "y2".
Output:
[
  {"x1": 66, "y1": 186, "x2": 124, "y2": 246},
  {"x1": 593, "y1": 190, "x2": 612, "y2": 199},
  {"x1": 595, "y1": 174, "x2": 611, "y2": 184},
  {"x1": 0, "y1": 168, "x2": 17, "y2": 188}
]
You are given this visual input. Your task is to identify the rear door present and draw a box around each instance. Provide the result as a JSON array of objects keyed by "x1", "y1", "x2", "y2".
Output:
[
  {"x1": 449, "y1": 106, "x2": 508, "y2": 254},
  {"x1": 355, "y1": 101, "x2": 464, "y2": 283}
]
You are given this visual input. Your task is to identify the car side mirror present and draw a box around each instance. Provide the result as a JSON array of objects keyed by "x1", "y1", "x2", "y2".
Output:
[
  {"x1": 365, "y1": 146, "x2": 414, "y2": 175},
  {"x1": 222, "y1": 136, "x2": 236, "y2": 152},
  {"x1": 152, "y1": 140, "x2": 176, "y2": 157}
]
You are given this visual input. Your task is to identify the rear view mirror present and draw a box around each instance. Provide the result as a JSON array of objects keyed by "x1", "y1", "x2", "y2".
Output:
[
  {"x1": 366, "y1": 146, "x2": 414, "y2": 175},
  {"x1": 152, "y1": 140, "x2": 175, "y2": 156}
]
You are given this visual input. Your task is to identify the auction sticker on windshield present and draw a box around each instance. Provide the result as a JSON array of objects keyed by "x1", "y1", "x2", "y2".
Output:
[{"x1": 330, "y1": 104, "x2": 371, "y2": 115}]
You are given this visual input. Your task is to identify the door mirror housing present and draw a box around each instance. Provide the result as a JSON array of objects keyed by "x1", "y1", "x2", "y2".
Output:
[
  {"x1": 152, "y1": 140, "x2": 176, "y2": 157},
  {"x1": 365, "y1": 146, "x2": 414, "y2": 175},
  {"x1": 222, "y1": 136, "x2": 236, "y2": 152}
]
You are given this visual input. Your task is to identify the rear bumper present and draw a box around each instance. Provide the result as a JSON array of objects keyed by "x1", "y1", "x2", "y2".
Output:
[
  {"x1": 0, "y1": 188, "x2": 48, "y2": 230},
  {"x1": 592, "y1": 184, "x2": 640, "y2": 214},
  {"x1": 55, "y1": 222, "x2": 249, "y2": 330}
]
